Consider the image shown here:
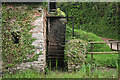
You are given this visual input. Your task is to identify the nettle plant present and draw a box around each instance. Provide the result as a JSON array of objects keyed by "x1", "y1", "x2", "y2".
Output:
[{"x1": 2, "y1": 3, "x2": 42, "y2": 68}]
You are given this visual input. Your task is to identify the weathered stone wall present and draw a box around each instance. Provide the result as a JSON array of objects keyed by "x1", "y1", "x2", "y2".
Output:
[
  {"x1": 14, "y1": 8, "x2": 47, "y2": 72},
  {"x1": 1, "y1": 4, "x2": 47, "y2": 73}
]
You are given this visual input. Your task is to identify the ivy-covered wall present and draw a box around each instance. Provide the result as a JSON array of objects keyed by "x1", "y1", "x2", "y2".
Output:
[{"x1": 2, "y1": 3, "x2": 47, "y2": 72}]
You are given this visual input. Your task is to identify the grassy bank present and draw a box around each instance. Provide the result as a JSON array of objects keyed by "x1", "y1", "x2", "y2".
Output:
[{"x1": 66, "y1": 26, "x2": 118, "y2": 68}]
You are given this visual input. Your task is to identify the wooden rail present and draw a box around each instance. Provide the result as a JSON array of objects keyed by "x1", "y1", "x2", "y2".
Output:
[
  {"x1": 88, "y1": 41, "x2": 120, "y2": 44},
  {"x1": 87, "y1": 41, "x2": 120, "y2": 60},
  {"x1": 86, "y1": 51, "x2": 120, "y2": 54}
]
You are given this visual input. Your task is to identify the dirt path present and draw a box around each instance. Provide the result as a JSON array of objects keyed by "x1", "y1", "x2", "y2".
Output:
[{"x1": 100, "y1": 37, "x2": 120, "y2": 51}]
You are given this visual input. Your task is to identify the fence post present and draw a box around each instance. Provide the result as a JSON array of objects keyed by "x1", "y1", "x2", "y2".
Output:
[
  {"x1": 110, "y1": 42, "x2": 112, "y2": 50},
  {"x1": 91, "y1": 43, "x2": 93, "y2": 60},
  {"x1": 117, "y1": 42, "x2": 119, "y2": 51}
]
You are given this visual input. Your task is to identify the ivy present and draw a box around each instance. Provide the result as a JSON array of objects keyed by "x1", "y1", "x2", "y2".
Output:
[
  {"x1": 2, "y1": 3, "x2": 43, "y2": 68},
  {"x1": 64, "y1": 39, "x2": 87, "y2": 65}
]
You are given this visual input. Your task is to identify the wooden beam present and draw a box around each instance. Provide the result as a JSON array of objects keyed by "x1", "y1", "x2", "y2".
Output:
[
  {"x1": 117, "y1": 42, "x2": 119, "y2": 51},
  {"x1": 88, "y1": 41, "x2": 120, "y2": 44},
  {"x1": 86, "y1": 52, "x2": 120, "y2": 54},
  {"x1": 46, "y1": 16, "x2": 74, "y2": 18}
]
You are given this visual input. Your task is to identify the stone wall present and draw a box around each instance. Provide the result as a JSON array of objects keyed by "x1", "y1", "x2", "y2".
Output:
[
  {"x1": 13, "y1": 8, "x2": 47, "y2": 72},
  {"x1": 1, "y1": 4, "x2": 47, "y2": 73},
  {"x1": 13, "y1": 9, "x2": 46, "y2": 71}
]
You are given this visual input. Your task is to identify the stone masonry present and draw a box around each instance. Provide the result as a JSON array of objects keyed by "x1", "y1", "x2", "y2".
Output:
[{"x1": 9, "y1": 6, "x2": 47, "y2": 72}]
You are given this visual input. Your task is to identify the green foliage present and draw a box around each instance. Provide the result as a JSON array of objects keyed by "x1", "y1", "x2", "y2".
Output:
[
  {"x1": 56, "y1": 8, "x2": 66, "y2": 17},
  {"x1": 3, "y1": 64, "x2": 118, "y2": 78},
  {"x1": 64, "y1": 39, "x2": 86, "y2": 65},
  {"x1": 66, "y1": 26, "x2": 118, "y2": 68},
  {"x1": 57, "y1": 2, "x2": 119, "y2": 39},
  {"x1": 50, "y1": 8, "x2": 66, "y2": 17},
  {"x1": 2, "y1": 3, "x2": 42, "y2": 68},
  {"x1": 105, "y1": 57, "x2": 118, "y2": 68},
  {"x1": 66, "y1": 26, "x2": 111, "y2": 52},
  {"x1": 3, "y1": 70, "x2": 42, "y2": 78},
  {"x1": 26, "y1": 51, "x2": 42, "y2": 62}
]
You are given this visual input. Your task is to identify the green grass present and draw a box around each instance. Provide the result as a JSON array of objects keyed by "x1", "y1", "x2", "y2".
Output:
[
  {"x1": 3, "y1": 63, "x2": 118, "y2": 78},
  {"x1": 3, "y1": 70, "x2": 43, "y2": 78},
  {"x1": 66, "y1": 26, "x2": 118, "y2": 68},
  {"x1": 46, "y1": 69, "x2": 117, "y2": 78}
]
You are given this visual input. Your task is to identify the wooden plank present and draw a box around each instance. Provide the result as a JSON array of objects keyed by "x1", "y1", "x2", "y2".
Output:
[
  {"x1": 48, "y1": 52, "x2": 64, "y2": 55},
  {"x1": 46, "y1": 16, "x2": 74, "y2": 18},
  {"x1": 48, "y1": 54, "x2": 64, "y2": 56},
  {"x1": 48, "y1": 55, "x2": 64, "y2": 58},
  {"x1": 88, "y1": 41, "x2": 120, "y2": 44},
  {"x1": 48, "y1": 56, "x2": 64, "y2": 58},
  {"x1": 110, "y1": 43, "x2": 112, "y2": 49},
  {"x1": 48, "y1": 46, "x2": 64, "y2": 50},
  {"x1": 48, "y1": 45, "x2": 64, "y2": 47},
  {"x1": 86, "y1": 52, "x2": 120, "y2": 54},
  {"x1": 49, "y1": 42, "x2": 65, "y2": 45},
  {"x1": 117, "y1": 42, "x2": 119, "y2": 51},
  {"x1": 49, "y1": 49, "x2": 64, "y2": 52},
  {"x1": 48, "y1": 58, "x2": 64, "y2": 60},
  {"x1": 108, "y1": 39, "x2": 118, "y2": 41},
  {"x1": 48, "y1": 44, "x2": 65, "y2": 46},
  {"x1": 50, "y1": 62, "x2": 64, "y2": 64}
]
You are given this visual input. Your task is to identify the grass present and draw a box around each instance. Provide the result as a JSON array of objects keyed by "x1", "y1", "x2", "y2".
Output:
[
  {"x1": 66, "y1": 26, "x2": 118, "y2": 68},
  {"x1": 3, "y1": 70, "x2": 43, "y2": 78},
  {"x1": 2, "y1": 63, "x2": 118, "y2": 78}
]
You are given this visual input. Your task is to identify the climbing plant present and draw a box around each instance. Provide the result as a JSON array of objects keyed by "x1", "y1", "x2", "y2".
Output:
[
  {"x1": 64, "y1": 39, "x2": 87, "y2": 67},
  {"x1": 2, "y1": 3, "x2": 42, "y2": 68}
]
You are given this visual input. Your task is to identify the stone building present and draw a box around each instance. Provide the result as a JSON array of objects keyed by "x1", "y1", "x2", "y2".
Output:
[
  {"x1": 15, "y1": 6, "x2": 47, "y2": 72},
  {"x1": 1, "y1": 3, "x2": 48, "y2": 73},
  {"x1": 1, "y1": 3, "x2": 67, "y2": 73}
]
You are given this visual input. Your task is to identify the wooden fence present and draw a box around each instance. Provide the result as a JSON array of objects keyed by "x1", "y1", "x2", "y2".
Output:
[{"x1": 86, "y1": 41, "x2": 120, "y2": 60}]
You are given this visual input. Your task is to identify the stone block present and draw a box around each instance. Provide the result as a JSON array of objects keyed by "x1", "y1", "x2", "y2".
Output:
[
  {"x1": 33, "y1": 17, "x2": 43, "y2": 26},
  {"x1": 20, "y1": 64, "x2": 24, "y2": 67},
  {"x1": 25, "y1": 64, "x2": 31, "y2": 68},
  {"x1": 38, "y1": 57, "x2": 44, "y2": 61},
  {"x1": 32, "y1": 32, "x2": 43, "y2": 40},
  {"x1": 34, "y1": 49, "x2": 43, "y2": 54},
  {"x1": 17, "y1": 66, "x2": 21, "y2": 70},
  {"x1": 32, "y1": 40, "x2": 43, "y2": 45},
  {"x1": 38, "y1": 55, "x2": 44, "y2": 58},
  {"x1": 33, "y1": 61, "x2": 40, "y2": 64}
]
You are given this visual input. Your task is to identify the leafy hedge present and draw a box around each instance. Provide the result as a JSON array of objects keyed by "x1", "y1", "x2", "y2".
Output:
[{"x1": 57, "y1": 2, "x2": 119, "y2": 39}]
